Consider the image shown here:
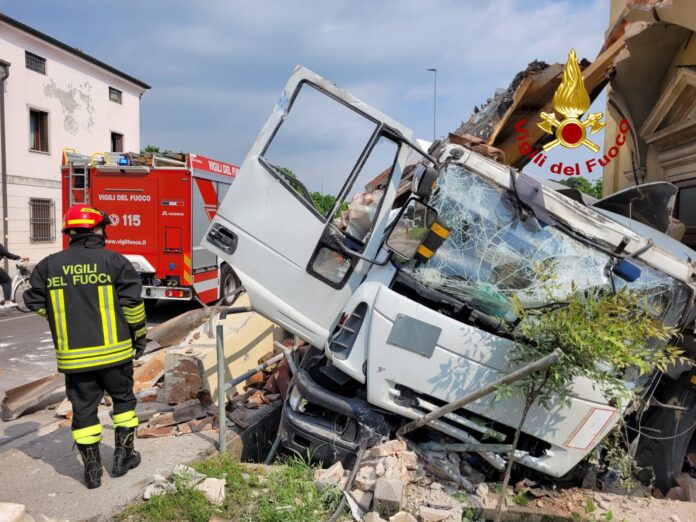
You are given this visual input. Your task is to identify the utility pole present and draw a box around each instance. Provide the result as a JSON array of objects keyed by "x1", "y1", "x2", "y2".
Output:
[{"x1": 427, "y1": 68, "x2": 437, "y2": 142}]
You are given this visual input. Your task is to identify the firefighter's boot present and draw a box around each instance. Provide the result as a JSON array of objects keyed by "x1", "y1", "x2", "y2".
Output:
[
  {"x1": 76, "y1": 442, "x2": 103, "y2": 489},
  {"x1": 112, "y1": 426, "x2": 141, "y2": 477}
]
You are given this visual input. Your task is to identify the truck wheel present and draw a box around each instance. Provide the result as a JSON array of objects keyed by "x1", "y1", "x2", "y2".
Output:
[
  {"x1": 635, "y1": 372, "x2": 696, "y2": 493},
  {"x1": 13, "y1": 281, "x2": 31, "y2": 313},
  {"x1": 219, "y1": 265, "x2": 241, "y2": 306}
]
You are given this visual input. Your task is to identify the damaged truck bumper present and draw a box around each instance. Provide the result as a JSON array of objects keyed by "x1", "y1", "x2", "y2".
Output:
[{"x1": 279, "y1": 368, "x2": 389, "y2": 466}]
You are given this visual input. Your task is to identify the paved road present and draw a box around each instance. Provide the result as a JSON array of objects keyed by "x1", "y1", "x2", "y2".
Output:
[{"x1": 0, "y1": 299, "x2": 200, "y2": 395}]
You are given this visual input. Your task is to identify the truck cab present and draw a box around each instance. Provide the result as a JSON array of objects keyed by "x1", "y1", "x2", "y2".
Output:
[{"x1": 203, "y1": 66, "x2": 696, "y2": 487}]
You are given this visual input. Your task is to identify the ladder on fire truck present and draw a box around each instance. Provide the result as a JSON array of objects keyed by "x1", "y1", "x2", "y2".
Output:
[{"x1": 63, "y1": 148, "x2": 92, "y2": 206}]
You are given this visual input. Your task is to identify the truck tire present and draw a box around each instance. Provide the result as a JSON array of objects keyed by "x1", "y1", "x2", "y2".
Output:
[
  {"x1": 13, "y1": 280, "x2": 31, "y2": 313},
  {"x1": 635, "y1": 372, "x2": 696, "y2": 493},
  {"x1": 219, "y1": 265, "x2": 240, "y2": 306}
]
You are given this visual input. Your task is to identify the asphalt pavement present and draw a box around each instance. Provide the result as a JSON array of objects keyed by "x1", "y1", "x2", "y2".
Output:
[{"x1": 0, "y1": 299, "x2": 200, "y2": 396}]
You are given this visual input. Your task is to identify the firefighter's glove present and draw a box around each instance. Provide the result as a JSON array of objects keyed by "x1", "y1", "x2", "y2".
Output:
[{"x1": 133, "y1": 336, "x2": 148, "y2": 360}]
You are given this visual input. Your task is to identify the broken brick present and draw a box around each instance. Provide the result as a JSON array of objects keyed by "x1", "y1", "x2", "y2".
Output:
[
  {"x1": 244, "y1": 371, "x2": 265, "y2": 390},
  {"x1": 227, "y1": 408, "x2": 249, "y2": 429},
  {"x1": 133, "y1": 350, "x2": 167, "y2": 392},
  {"x1": 137, "y1": 425, "x2": 176, "y2": 438},
  {"x1": 148, "y1": 402, "x2": 207, "y2": 428},
  {"x1": 177, "y1": 416, "x2": 214, "y2": 434},
  {"x1": 369, "y1": 440, "x2": 407, "y2": 458},
  {"x1": 135, "y1": 387, "x2": 159, "y2": 403},
  {"x1": 263, "y1": 373, "x2": 279, "y2": 394}
]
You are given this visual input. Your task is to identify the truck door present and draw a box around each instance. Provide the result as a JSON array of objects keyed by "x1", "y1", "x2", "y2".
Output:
[{"x1": 204, "y1": 66, "x2": 422, "y2": 347}]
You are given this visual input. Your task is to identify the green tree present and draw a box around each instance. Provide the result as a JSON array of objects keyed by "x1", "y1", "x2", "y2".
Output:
[
  {"x1": 493, "y1": 281, "x2": 688, "y2": 521},
  {"x1": 558, "y1": 177, "x2": 603, "y2": 199},
  {"x1": 142, "y1": 145, "x2": 160, "y2": 153}
]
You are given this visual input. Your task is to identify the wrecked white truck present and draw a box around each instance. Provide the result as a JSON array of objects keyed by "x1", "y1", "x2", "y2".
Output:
[{"x1": 203, "y1": 66, "x2": 696, "y2": 491}]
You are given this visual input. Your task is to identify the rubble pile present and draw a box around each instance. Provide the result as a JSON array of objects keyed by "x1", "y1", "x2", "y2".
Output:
[
  {"x1": 312, "y1": 439, "x2": 696, "y2": 521},
  {"x1": 314, "y1": 440, "x2": 473, "y2": 521}
]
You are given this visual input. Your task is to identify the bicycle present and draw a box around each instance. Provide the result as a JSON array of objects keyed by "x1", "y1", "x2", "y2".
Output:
[{"x1": 11, "y1": 261, "x2": 34, "y2": 313}]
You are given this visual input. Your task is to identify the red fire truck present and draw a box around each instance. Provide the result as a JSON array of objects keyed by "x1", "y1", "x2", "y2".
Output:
[{"x1": 61, "y1": 149, "x2": 240, "y2": 305}]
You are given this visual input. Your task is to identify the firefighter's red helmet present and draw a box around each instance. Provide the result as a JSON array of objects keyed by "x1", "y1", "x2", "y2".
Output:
[{"x1": 61, "y1": 205, "x2": 109, "y2": 233}]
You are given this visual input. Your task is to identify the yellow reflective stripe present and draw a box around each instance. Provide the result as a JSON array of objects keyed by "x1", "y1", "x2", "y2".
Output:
[
  {"x1": 417, "y1": 244, "x2": 434, "y2": 259},
  {"x1": 117, "y1": 416, "x2": 139, "y2": 428},
  {"x1": 72, "y1": 423, "x2": 102, "y2": 443},
  {"x1": 98, "y1": 286, "x2": 110, "y2": 345},
  {"x1": 113, "y1": 410, "x2": 135, "y2": 425},
  {"x1": 123, "y1": 302, "x2": 145, "y2": 324},
  {"x1": 56, "y1": 341, "x2": 132, "y2": 360},
  {"x1": 57, "y1": 349, "x2": 134, "y2": 370},
  {"x1": 58, "y1": 339, "x2": 132, "y2": 353},
  {"x1": 66, "y1": 218, "x2": 97, "y2": 225},
  {"x1": 431, "y1": 222, "x2": 450, "y2": 239},
  {"x1": 50, "y1": 289, "x2": 68, "y2": 351},
  {"x1": 134, "y1": 326, "x2": 147, "y2": 338},
  {"x1": 97, "y1": 285, "x2": 117, "y2": 346}
]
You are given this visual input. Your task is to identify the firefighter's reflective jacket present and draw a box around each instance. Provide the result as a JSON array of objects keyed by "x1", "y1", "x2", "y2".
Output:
[{"x1": 24, "y1": 234, "x2": 146, "y2": 373}]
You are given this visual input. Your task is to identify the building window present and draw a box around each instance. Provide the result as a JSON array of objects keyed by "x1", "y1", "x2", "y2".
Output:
[
  {"x1": 25, "y1": 51, "x2": 46, "y2": 74},
  {"x1": 29, "y1": 199, "x2": 55, "y2": 242},
  {"x1": 111, "y1": 132, "x2": 124, "y2": 152},
  {"x1": 109, "y1": 86, "x2": 122, "y2": 104},
  {"x1": 29, "y1": 109, "x2": 49, "y2": 152}
]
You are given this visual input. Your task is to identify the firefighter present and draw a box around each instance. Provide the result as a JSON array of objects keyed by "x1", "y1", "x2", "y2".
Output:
[{"x1": 24, "y1": 205, "x2": 147, "y2": 489}]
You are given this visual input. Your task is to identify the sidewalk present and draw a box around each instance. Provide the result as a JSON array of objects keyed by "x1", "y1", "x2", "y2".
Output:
[{"x1": 0, "y1": 411, "x2": 218, "y2": 521}]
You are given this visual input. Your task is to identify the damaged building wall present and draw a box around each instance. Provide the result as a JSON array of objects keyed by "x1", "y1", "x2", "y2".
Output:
[{"x1": 602, "y1": 1, "x2": 696, "y2": 247}]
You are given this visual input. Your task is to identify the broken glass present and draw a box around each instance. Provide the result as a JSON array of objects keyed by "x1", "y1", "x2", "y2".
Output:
[{"x1": 402, "y1": 164, "x2": 690, "y2": 327}]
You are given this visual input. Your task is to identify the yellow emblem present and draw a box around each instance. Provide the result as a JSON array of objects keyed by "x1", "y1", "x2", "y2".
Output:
[{"x1": 538, "y1": 49, "x2": 604, "y2": 152}]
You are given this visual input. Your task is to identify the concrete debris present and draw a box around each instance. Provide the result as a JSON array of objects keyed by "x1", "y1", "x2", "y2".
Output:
[
  {"x1": 177, "y1": 416, "x2": 215, "y2": 434},
  {"x1": 389, "y1": 511, "x2": 417, "y2": 522},
  {"x1": 313, "y1": 461, "x2": 344, "y2": 491},
  {"x1": 143, "y1": 474, "x2": 176, "y2": 499},
  {"x1": 54, "y1": 398, "x2": 72, "y2": 418},
  {"x1": 418, "y1": 505, "x2": 457, "y2": 522},
  {"x1": 363, "y1": 513, "x2": 387, "y2": 522},
  {"x1": 1, "y1": 373, "x2": 64, "y2": 421},
  {"x1": 172, "y1": 464, "x2": 206, "y2": 488},
  {"x1": 0, "y1": 502, "x2": 29, "y2": 522},
  {"x1": 350, "y1": 489, "x2": 374, "y2": 513},
  {"x1": 675, "y1": 473, "x2": 696, "y2": 502},
  {"x1": 196, "y1": 478, "x2": 226, "y2": 505},
  {"x1": 373, "y1": 478, "x2": 404, "y2": 517},
  {"x1": 133, "y1": 350, "x2": 167, "y2": 392}
]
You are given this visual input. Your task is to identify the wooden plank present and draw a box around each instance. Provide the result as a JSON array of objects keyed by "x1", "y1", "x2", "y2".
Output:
[{"x1": 494, "y1": 37, "x2": 627, "y2": 168}]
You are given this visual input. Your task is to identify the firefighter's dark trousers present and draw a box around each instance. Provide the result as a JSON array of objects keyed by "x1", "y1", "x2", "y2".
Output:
[{"x1": 65, "y1": 362, "x2": 138, "y2": 444}]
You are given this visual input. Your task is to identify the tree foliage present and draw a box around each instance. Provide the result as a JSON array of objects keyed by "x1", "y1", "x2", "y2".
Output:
[
  {"x1": 558, "y1": 177, "x2": 603, "y2": 199},
  {"x1": 494, "y1": 277, "x2": 689, "y2": 521}
]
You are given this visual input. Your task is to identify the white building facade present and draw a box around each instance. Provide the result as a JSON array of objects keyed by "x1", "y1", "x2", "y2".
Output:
[{"x1": 0, "y1": 13, "x2": 149, "y2": 268}]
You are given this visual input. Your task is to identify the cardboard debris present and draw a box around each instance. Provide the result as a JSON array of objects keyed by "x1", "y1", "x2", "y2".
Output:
[{"x1": 1, "y1": 373, "x2": 65, "y2": 421}]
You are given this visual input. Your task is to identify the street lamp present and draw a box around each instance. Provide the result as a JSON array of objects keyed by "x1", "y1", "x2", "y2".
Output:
[
  {"x1": 0, "y1": 60, "x2": 10, "y2": 272},
  {"x1": 427, "y1": 68, "x2": 437, "y2": 142}
]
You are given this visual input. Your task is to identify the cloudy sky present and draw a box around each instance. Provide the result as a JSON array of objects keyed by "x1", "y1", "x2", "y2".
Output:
[{"x1": 3, "y1": 0, "x2": 610, "y2": 182}]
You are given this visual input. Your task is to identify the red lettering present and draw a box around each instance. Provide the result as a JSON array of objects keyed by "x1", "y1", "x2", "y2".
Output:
[
  {"x1": 585, "y1": 158, "x2": 597, "y2": 173},
  {"x1": 608, "y1": 146, "x2": 619, "y2": 158},
  {"x1": 619, "y1": 118, "x2": 630, "y2": 134},
  {"x1": 514, "y1": 118, "x2": 529, "y2": 136},
  {"x1": 551, "y1": 162, "x2": 562, "y2": 175},
  {"x1": 616, "y1": 133, "x2": 626, "y2": 146}
]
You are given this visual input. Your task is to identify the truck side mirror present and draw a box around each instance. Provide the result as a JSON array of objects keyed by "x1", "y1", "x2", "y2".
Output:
[
  {"x1": 410, "y1": 163, "x2": 438, "y2": 198},
  {"x1": 386, "y1": 198, "x2": 449, "y2": 261}
]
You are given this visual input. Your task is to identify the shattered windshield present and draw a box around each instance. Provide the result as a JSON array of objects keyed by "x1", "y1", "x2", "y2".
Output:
[{"x1": 402, "y1": 164, "x2": 691, "y2": 326}]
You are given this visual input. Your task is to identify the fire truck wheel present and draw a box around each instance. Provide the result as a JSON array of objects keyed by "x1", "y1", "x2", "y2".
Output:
[{"x1": 220, "y1": 265, "x2": 241, "y2": 306}]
